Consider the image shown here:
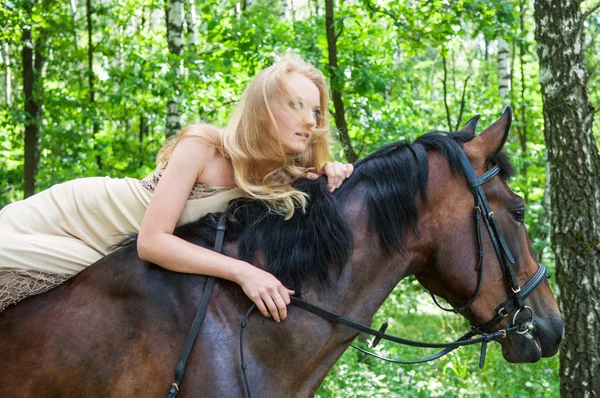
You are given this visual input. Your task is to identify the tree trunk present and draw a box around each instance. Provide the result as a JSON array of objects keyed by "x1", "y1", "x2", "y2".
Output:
[
  {"x1": 497, "y1": 37, "x2": 510, "y2": 100},
  {"x1": 70, "y1": 0, "x2": 78, "y2": 43},
  {"x1": 280, "y1": 0, "x2": 289, "y2": 19},
  {"x1": 2, "y1": 41, "x2": 11, "y2": 106},
  {"x1": 184, "y1": 0, "x2": 197, "y2": 47},
  {"x1": 289, "y1": 0, "x2": 296, "y2": 21},
  {"x1": 166, "y1": 0, "x2": 184, "y2": 137},
  {"x1": 518, "y1": 1, "x2": 529, "y2": 187},
  {"x1": 86, "y1": 0, "x2": 102, "y2": 169},
  {"x1": 534, "y1": 1, "x2": 600, "y2": 396},
  {"x1": 21, "y1": 17, "x2": 45, "y2": 198},
  {"x1": 325, "y1": 0, "x2": 357, "y2": 162},
  {"x1": 482, "y1": 38, "x2": 489, "y2": 86}
]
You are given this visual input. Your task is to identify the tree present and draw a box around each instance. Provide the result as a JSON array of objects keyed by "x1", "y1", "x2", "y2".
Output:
[
  {"x1": 516, "y1": 0, "x2": 529, "y2": 182},
  {"x1": 497, "y1": 37, "x2": 510, "y2": 100},
  {"x1": 166, "y1": 0, "x2": 184, "y2": 137},
  {"x1": 184, "y1": 0, "x2": 197, "y2": 47},
  {"x1": 1, "y1": 41, "x2": 11, "y2": 106},
  {"x1": 86, "y1": 0, "x2": 102, "y2": 169},
  {"x1": 21, "y1": 1, "x2": 47, "y2": 198},
  {"x1": 534, "y1": 1, "x2": 600, "y2": 396},
  {"x1": 325, "y1": 0, "x2": 357, "y2": 162}
]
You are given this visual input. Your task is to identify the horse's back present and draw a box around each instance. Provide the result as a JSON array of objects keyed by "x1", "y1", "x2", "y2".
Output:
[{"x1": 0, "y1": 249, "x2": 249, "y2": 397}]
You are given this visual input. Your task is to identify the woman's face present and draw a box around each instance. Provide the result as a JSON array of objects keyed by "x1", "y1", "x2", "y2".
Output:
[{"x1": 273, "y1": 72, "x2": 321, "y2": 154}]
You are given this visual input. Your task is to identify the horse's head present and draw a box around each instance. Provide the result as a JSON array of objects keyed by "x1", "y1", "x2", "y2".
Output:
[{"x1": 415, "y1": 108, "x2": 563, "y2": 363}]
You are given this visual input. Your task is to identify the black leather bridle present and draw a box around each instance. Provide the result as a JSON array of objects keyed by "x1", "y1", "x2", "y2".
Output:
[
  {"x1": 429, "y1": 142, "x2": 548, "y2": 336},
  {"x1": 167, "y1": 141, "x2": 549, "y2": 398}
]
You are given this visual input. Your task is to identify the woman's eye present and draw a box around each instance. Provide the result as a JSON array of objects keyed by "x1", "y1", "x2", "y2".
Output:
[
  {"x1": 513, "y1": 209, "x2": 525, "y2": 223},
  {"x1": 290, "y1": 99, "x2": 305, "y2": 110},
  {"x1": 311, "y1": 109, "x2": 320, "y2": 120}
]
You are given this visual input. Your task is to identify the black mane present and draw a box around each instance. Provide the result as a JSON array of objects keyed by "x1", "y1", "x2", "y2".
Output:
[
  {"x1": 118, "y1": 131, "x2": 512, "y2": 293},
  {"x1": 335, "y1": 131, "x2": 512, "y2": 255},
  {"x1": 171, "y1": 178, "x2": 354, "y2": 294}
]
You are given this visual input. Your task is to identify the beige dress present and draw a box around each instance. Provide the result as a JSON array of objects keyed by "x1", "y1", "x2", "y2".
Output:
[{"x1": 0, "y1": 168, "x2": 244, "y2": 312}]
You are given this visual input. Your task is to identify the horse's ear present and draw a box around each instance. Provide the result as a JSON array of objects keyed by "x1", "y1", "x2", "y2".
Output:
[
  {"x1": 457, "y1": 114, "x2": 480, "y2": 135},
  {"x1": 464, "y1": 106, "x2": 511, "y2": 161}
]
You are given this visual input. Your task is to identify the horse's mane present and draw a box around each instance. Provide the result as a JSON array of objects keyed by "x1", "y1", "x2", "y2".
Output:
[
  {"x1": 335, "y1": 131, "x2": 512, "y2": 255},
  {"x1": 117, "y1": 131, "x2": 512, "y2": 293}
]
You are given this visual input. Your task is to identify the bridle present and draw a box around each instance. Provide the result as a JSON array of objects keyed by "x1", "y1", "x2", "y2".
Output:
[
  {"x1": 429, "y1": 143, "x2": 548, "y2": 336},
  {"x1": 167, "y1": 141, "x2": 549, "y2": 398},
  {"x1": 431, "y1": 144, "x2": 547, "y2": 334}
]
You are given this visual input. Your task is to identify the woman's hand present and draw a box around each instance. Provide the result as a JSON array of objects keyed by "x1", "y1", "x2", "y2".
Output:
[
  {"x1": 307, "y1": 161, "x2": 354, "y2": 192},
  {"x1": 236, "y1": 265, "x2": 295, "y2": 323}
]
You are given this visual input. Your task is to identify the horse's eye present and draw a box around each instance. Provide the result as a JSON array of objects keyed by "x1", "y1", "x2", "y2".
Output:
[{"x1": 513, "y1": 209, "x2": 525, "y2": 223}]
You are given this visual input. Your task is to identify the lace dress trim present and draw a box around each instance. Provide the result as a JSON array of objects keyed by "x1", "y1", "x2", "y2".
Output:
[
  {"x1": 0, "y1": 268, "x2": 72, "y2": 312},
  {"x1": 140, "y1": 167, "x2": 233, "y2": 200}
]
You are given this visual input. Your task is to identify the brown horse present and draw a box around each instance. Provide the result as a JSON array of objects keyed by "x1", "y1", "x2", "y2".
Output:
[{"x1": 0, "y1": 108, "x2": 562, "y2": 397}]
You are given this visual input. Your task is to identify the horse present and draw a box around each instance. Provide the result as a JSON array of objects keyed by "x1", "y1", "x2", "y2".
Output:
[{"x1": 0, "y1": 108, "x2": 563, "y2": 397}]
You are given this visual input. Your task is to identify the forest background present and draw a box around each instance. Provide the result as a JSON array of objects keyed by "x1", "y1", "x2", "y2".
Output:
[{"x1": 1, "y1": 0, "x2": 599, "y2": 396}]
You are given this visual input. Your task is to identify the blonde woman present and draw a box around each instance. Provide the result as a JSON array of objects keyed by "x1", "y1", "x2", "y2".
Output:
[{"x1": 0, "y1": 56, "x2": 353, "y2": 319}]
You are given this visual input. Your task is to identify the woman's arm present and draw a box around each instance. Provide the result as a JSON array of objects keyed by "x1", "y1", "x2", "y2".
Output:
[{"x1": 137, "y1": 133, "x2": 293, "y2": 322}]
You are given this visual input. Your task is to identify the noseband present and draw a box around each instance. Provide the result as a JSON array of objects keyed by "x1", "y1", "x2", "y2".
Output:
[{"x1": 167, "y1": 141, "x2": 549, "y2": 398}]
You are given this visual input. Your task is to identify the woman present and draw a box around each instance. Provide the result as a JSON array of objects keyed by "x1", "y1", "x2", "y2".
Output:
[{"x1": 0, "y1": 55, "x2": 353, "y2": 320}]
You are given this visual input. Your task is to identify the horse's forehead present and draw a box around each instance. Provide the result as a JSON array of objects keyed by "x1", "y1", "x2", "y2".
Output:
[
  {"x1": 427, "y1": 150, "x2": 455, "y2": 172},
  {"x1": 484, "y1": 176, "x2": 523, "y2": 206}
]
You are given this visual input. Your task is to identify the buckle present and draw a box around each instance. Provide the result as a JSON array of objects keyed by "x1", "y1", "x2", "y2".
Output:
[
  {"x1": 171, "y1": 383, "x2": 179, "y2": 392},
  {"x1": 511, "y1": 286, "x2": 521, "y2": 293},
  {"x1": 497, "y1": 307, "x2": 506, "y2": 316},
  {"x1": 499, "y1": 329, "x2": 507, "y2": 338},
  {"x1": 488, "y1": 211, "x2": 495, "y2": 219}
]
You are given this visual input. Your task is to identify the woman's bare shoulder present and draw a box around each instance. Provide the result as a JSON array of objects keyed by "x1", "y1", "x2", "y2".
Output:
[
  {"x1": 169, "y1": 125, "x2": 232, "y2": 184},
  {"x1": 180, "y1": 123, "x2": 222, "y2": 140}
]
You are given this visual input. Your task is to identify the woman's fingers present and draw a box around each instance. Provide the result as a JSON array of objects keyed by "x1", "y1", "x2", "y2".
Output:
[
  {"x1": 252, "y1": 295, "x2": 270, "y2": 318},
  {"x1": 261, "y1": 292, "x2": 281, "y2": 322},
  {"x1": 237, "y1": 264, "x2": 297, "y2": 322},
  {"x1": 326, "y1": 162, "x2": 342, "y2": 192},
  {"x1": 273, "y1": 292, "x2": 287, "y2": 321},
  {"x1": 345, "y1": 163, "x2": 354, "y2": 178},
  {"x1": 323, "y1": 161, "x2": 353, "y2": 192}
]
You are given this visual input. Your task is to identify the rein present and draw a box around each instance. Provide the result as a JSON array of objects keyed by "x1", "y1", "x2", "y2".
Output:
[{"x1": 238, "y1": 264, "x2": 546, "y2": 397}]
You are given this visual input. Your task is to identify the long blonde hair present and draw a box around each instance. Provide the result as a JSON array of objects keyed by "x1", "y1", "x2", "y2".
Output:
[{"x1": 157, "y1": 55, "x2": 333, "y2": 219}]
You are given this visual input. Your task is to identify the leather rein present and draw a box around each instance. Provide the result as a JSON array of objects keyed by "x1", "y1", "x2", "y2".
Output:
[{"x1": 167, "y1": 142, "x2": 548, "y2": 397}]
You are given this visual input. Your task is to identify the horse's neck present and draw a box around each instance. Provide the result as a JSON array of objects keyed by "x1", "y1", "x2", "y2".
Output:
[
  {"x1": 276, "y1": 196, "x2": 421, "y2": 394},
  {"x1": 311, "y1": 191, "x2": 418, "y2": 318}
]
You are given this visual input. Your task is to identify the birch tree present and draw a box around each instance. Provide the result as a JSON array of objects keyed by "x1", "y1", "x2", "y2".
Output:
[
  {"x1": 534, "y1": 1, "x2": 600, "y2": 396},
  {"x1": 166, "y1": 0, "x2": 184, "y2": 137},
  {"x1": 280, "y1": 0, "x2": 289, "y2": 20},
  {"x1": 497, "y1": 37, "x2": 510, "y2": 100},
  {"x1": 184, "y1": 0, "x2": 197, "y2": 47}
]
